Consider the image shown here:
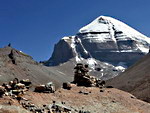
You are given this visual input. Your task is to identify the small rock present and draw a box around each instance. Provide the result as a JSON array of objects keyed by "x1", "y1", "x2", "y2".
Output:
[
  {"x1": 112, "y1": 100, "x2": 116, "y2": 103},
  {"x1": 79, "y1": 91, "x2": 82, "y2": 94},
  {"x1": 131, "y1": 96, "x2": 135, "y2": 99},
  {"x1": 63, "y1": 82, "x2": 72, "y2": 90},
  {"x1": 83, "y1": 92, "x2": 89, "y2": 95},
  {"x1": 106, "y1": 86, "x2": 113, "y2": 88},
  {"x1": 100, "y1": 90, "x2": 104, "y2": 92}
]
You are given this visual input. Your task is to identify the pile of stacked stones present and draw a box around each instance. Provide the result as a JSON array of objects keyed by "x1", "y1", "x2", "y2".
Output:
[
  {"x1": 34, "y1": 82, "x2": 55, "y2": 93},
  {"x1": 73, "y1": 63, "x2": 105, "y2": 87},
  {"x1": 50, "y1": 101, "x2": 72, "y2": 113},
  {"x1": 0, "y1": 78, "x2": 32, "y2": 98},
  {"x1": 21, "y1": 101, "x2": 48, "y2": 113},
  {"x1": 21, "y1": 101, "x2": 73, "y2": 113}
]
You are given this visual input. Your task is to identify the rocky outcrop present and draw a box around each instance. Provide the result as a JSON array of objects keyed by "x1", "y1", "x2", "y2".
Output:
[{"x1": 46, "y1": 38, "x2": 75, "y2": 66}]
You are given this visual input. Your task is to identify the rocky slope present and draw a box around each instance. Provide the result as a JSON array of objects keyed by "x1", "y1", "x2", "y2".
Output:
[
  {"x1": 1, "y1": 84, "x2": 150, "y2": 113},
  {"x1": 46, "y1": 16, "x2": 150, "y2": 80},
  {"x1": 0, "y1": 46, "x2": 73, "y2": 88},
  {"x1": 106, "y1": 52, "x2": 150, "y2": 103},
  {"x1": 0, "y1": 46, "x2": 150, "y2": 113}
]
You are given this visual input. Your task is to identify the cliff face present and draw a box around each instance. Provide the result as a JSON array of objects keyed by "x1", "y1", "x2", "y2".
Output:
[{"x1": 46, "y1": 39, "x2": 75, "y2": 66}]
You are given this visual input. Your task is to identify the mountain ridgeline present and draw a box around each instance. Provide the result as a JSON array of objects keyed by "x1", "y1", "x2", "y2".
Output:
[{"x1": 46, "y1": 16, "x2": 150, "y2": 80}]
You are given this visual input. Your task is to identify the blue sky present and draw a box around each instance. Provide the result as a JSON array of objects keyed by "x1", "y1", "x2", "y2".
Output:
[{"x1": 0, "y1": 0, "x2": 150, "y2": 61}]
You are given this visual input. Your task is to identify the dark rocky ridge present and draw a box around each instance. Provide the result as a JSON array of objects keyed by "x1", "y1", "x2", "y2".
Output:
[
  {"x1": 46, "y1": 39, "x2": 75, "y2": 66},
  {"x1": 77, "y1": 32, "x2": 146, "y2": 67}
]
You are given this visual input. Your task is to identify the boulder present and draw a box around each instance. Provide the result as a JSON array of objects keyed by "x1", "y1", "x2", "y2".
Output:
[
  {"x1": 0, "y1": 86, "x2": 5, "y2": 97},
  {"x1": 46, "y1": 82, "x2": 55, "y2": 93},
  {"x1": 63, "y1": 82, "x2": 72, "y2": 90},
  {"x1": 20, "y1": 79, "x2": 32, "y2": 86},
  {"x1": 12, "y1": 90, "x2": 22, "y2": 95},
  {"x1": 15, "y1": 83, "x2": 25, "y2": 89},
  {"x1": 35, "y1": 85, "x2": 46, "y2": 92}
]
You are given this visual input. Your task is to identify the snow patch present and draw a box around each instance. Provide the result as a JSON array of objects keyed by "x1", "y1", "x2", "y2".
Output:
[
  {"x1": 56, "y1": 70, "x2": 66, "y2": 76},
  {"x1": 104, "y1": 62, "x2": 110, "y2": 66},
  {"x1": 70, "y1": 43, "x2": 75, "y2": 48},
  {"x1": 101, "y1": 69, "x2": 104, "y2": 72},
  {"x1": 115, "y1": 66, "x2": 125, "y2": 71},
  {"x1": 136, "y1": 44, "x2": 149, "y2": 53},
  {"x1": 115, "y1": 62, "x2": 127, "y2": 71},
  {"x1": 79, "y1": 15, "x2": 150, "y2": 48},
  {"x1": 62, "y1": 36, "x2": 70, "y2": 40},
  {"x1": 78, "y1": 38, "x2": 88, "y2": 54},
  {"x1": 75, "y1": 56, "x2": 81, "y2": 62},
  {"x1": 87, "y1": 58, "x2": 97, "y2": 69},
  {"x1": 120, "y1": 50, "x2": 136, "y2": 52}
]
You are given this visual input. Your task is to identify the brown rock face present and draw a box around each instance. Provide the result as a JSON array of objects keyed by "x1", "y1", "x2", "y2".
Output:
[{"x1": 46, "y1": 39, "x2": 75, "y2": 66}]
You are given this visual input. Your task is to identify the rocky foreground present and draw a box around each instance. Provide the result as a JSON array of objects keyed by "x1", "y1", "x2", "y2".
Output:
[
  {"x1": 0, "y1": 46, "x2": 150, "y2": 113},
  {"x1": 0, "y1": 84, "x2": 150, "y2": 113},
  {"x1": 0, "y1": 64, "x2": 150, "y2": 113}
]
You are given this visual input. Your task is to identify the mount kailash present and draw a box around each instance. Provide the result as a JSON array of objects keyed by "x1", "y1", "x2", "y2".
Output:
[{"x1": 45, "y1": 16, "x2": 150, "y2": 80}]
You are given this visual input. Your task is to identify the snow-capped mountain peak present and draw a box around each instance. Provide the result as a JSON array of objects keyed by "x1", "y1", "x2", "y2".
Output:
[
  {"x1": 78, "y1": 15, "x2": 150, "y2": 53},
  {"x1": 80, "y1": 16, "x2": 150, "y2": 42},
  {"x1": 46, "y1": 15, "x2": 150, "y2": 80}
]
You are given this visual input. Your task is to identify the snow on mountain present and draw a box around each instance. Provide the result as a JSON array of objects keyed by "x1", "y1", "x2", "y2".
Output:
[
  {"x1": 79, "y1": 16, "x2": 150, "y2": 53},
  {"x1": 46, "y1": 15, "x2": 150, "y2": 80},
  {"x1": 80, "y1": 16, "x2": 150, "y2": 43},
  {"x1": 76, "y1": 16, "x2": 150, "y2": 68}
]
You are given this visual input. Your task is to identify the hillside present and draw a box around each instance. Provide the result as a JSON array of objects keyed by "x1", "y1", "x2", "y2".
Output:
[
  {"x1": 0, "y1": 46, "x2": 73, "y2": 88},
  {"x1": 106, "y1": 53, "x2": 150, "y2": 103},
  {"x1": 0, "y1": 46, "x2": 150, "y2": 112}
]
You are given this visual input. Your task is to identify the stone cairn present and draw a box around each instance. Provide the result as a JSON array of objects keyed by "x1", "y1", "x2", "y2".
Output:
[
  {"x1": 0, "y1": 78, "x2": 32, "y2": 98},
  {"x1": 34, "y1": 82, "x2": 55, "y2": 93},
  {"x1": 73, "y1": 63, "x2": 105, "y2": 87}
]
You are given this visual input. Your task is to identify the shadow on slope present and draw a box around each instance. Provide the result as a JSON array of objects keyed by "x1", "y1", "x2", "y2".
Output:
[{"x1": 106, "y1": 53, "x2": 150, "y2": 103}]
